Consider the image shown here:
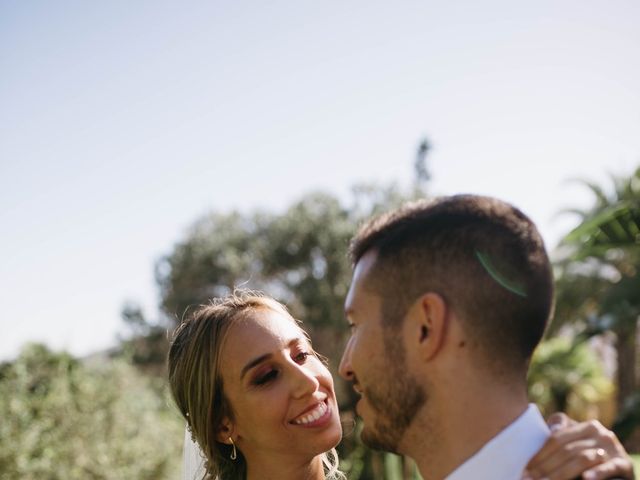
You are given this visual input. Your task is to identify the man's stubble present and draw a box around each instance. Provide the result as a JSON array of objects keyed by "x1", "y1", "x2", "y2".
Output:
[{"x1": 360, "y1": 330, "x2": 427, "y2": 454}]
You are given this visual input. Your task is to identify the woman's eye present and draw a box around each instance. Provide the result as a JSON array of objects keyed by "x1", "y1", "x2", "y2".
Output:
[
  {"x1": 294, "y1": 351, "x2": 310, "y2": 363},
  {"x1": 254, "y1": 370, "x2": 278, "y2": 386}
]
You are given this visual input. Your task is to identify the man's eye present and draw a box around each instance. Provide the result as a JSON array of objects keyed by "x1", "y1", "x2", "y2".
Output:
[
  {"x1": 294, "y1": 352, "x2": 310, "y2": 363},
  {"x1": 254, "y1": 370, "x2": 278, "y2": 386}
]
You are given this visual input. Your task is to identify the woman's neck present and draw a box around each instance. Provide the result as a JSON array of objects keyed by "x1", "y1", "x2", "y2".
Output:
[{"x1": 246, "y1": 453, "x2": 325, "y2": 480}]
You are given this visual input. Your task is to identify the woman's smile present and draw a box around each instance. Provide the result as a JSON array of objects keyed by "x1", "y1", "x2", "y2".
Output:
[{"x1": 290, "y1": 399, "x2": 331, "y2": 426}]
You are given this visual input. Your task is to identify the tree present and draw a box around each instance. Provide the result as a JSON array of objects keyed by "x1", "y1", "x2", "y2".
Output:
[
  {"x1": 156, "y1": 210, "x2": 272, "y2": 318},
  {"x1": 413, "y1": 137, "x2": 431, "y2": 193},
  {"x1": 552, "y1": 166, "x2": 640, "y2": 446},
  {"x1": 528, "y1": 337, "x2": 613, "y2": 418},
  {"x1": 118, "y1": 302, "x2": 171, "y2": 376},
  {"x1": 0, "y1": 344, "x2": 183, "y2": 479},
  {"x1": 154, "y1": 185, "x2": 416, "y2": 356}
]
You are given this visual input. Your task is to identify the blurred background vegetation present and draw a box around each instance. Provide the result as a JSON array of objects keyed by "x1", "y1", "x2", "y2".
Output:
[{"x1": 1, "y1": 146, "x2": 639, "y2": 479}]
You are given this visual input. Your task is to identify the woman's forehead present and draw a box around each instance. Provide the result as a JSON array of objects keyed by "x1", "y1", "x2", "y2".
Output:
[
  {"x1": 235, "y1": 309, "x2": 301, "y2": 342},
  {"x1": 220, "y1": 309, "x2": 306, "y2": 372}
]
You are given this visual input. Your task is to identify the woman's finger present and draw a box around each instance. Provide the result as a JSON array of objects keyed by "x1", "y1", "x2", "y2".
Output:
[
  {"x1": 580, "y1": 456, "x2": 636, "y2": 480},
  {"x1": 525, "y1": 440, "x2": 601, "y2": 479},
  {"x1": 527, "y1": 424, "x2": 595, "y2": 467},
  {"x1": 539, "y1": 448, "x2": 608, "y2": 480},
  {"x1": 546, "y1": 412, "x2": 576, "y2": 431}
]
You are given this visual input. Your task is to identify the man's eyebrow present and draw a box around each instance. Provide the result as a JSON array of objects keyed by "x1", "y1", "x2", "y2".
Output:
[{"x1": 240, "y1": 353, "x2": 272, "y2": 380}]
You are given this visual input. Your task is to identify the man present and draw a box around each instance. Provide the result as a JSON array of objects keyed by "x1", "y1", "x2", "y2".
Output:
[{"x1": 338, "y1": 195, "x2": 634, "y2": 480}]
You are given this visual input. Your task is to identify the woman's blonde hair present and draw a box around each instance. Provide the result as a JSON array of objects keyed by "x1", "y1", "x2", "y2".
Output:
[{"x1": 168, "y1": 291, "x2": 344, "y2": 480}]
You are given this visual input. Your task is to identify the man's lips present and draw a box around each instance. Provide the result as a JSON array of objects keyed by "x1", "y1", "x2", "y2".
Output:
[{"x1": 349, "y1": 375, "x2": 363, "y2": 395}]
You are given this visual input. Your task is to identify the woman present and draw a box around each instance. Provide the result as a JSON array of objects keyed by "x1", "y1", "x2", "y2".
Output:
[
  {"x1": 169, "y1": 292, "x2": 634, "y2": 480},
  {"x1": 169, "y1": 293, "x2": 344, "y2": 480}
]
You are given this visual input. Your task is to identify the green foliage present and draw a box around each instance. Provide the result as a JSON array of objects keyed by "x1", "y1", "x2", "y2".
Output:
[
  {"x1": 257, "y1": 192, "x2": 354, "y2": 331},
  {"x1": 156, "y1": 210, "x2": 273, "y2": 318},
  {"x1": 562, "y1": 167, "x2": 640, "y2": 255},
  {"x1": 0, "y1": 344, "x2": 183, "y2": 480},
  {"x1": 613, "y1": 391, "x2": 640, "y2": 442},
  {"x1": 119, "y1": 302, "x2": 171, "y2": 376},
  {"x1": 156, "y1": 186, "x2": 413, "y2": 326},
  {"x1": 552, "y1": 167, "x2": 640, "y2": 336},
  {"x1": 552, "y1": 167, "x2": 640, "y2": 447},
  {"x1": 528, "y1": 337, "x2": 613, "y2": 418}
]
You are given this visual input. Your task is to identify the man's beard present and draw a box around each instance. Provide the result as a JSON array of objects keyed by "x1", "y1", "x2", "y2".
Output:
[{"x1": 360, "y1": 339, "x2": 427, "y2": 453}]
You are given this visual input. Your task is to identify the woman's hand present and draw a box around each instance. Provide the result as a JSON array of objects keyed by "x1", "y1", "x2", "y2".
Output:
[{"x1": 523, "y1": 413, "x2": 635, "y2": 480}]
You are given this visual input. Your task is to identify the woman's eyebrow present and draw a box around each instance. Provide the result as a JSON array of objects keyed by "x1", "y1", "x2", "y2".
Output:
[
  {"x1": 240, "y1": 353, "x2": 272, "y2": 380},
  {"x1": 239, "y1": 337, "x2": 305, "y2": 380}
]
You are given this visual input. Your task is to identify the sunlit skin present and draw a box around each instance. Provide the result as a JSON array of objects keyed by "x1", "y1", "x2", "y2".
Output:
[
  {"x1": 339, "y1": 250, "x2": 427, "y2": 454},
  {"x1": 217, "y1": 308, "x2": 342, "y2": 480},
  {"x1": 339, "y1": 249, "x2": 469, "y2": 472}
]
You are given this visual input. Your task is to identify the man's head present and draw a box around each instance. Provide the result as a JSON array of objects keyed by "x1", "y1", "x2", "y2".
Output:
[{"x1": 339, "y1": 194, "x2": 554, "y2": 452}]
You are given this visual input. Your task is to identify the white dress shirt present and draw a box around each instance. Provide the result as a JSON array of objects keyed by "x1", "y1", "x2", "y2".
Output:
[{"x1": 445, "y1": 404, "x2": 550, "y2": 480}]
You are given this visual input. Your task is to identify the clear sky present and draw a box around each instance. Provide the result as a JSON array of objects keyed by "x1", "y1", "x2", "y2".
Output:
[{"x1": 1, "y1": 0, "x2": 639, "y2": 360}]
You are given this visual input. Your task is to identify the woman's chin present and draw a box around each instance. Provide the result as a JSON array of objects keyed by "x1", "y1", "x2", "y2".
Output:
[{"x1": 306, "y1": 403, "x2": 343, "y2": 452}]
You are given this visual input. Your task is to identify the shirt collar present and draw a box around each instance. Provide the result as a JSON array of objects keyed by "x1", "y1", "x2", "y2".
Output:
[{"x1": 445, "y1": 404, "x2": 550, "y2": 480}]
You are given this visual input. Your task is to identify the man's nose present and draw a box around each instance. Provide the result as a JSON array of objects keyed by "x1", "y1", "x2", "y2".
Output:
[{"x1": 338, "y1": 337, "x2": 354, "y2": 380}]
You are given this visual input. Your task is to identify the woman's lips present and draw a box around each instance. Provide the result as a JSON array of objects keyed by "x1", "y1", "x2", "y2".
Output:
[{"x1": 290, "y1": 400, "x2": 332, "y2": 427}]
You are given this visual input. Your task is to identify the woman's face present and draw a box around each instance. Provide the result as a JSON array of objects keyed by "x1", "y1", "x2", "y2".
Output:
[{"x1": 219, "y1": 307, "x2": 342, "y2": 465}]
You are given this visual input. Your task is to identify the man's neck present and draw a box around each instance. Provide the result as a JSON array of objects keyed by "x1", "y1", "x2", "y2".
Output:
[{"x1": 405, "y1": 384, "x2": 529, "y2": 480}]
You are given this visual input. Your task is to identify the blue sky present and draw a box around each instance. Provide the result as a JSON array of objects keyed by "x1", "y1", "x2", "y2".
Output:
[{"x1": 1, "y1": 1, "x2": 639, "y2": 360}]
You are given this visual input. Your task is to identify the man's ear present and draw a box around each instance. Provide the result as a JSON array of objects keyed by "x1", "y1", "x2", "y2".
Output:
[
  {"x1": 412, "y1": 292, "x2": 448, "y2": 361},
  {"x1": 215, "y1": 417, "x2": 235, "y2": 444}
]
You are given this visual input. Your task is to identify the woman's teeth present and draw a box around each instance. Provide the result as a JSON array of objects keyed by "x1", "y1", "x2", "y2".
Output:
[{"x1": 292, "y1": 401, "x2": 328, "y2": 425}]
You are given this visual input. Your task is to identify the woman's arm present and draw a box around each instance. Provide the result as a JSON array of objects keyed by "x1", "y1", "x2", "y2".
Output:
[{"x1": 524, "y1": 413, "x2": 635, "y2": 480}]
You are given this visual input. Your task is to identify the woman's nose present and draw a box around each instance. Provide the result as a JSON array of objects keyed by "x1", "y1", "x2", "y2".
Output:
[{"x1": 290, "y1": 363, "x2": 320, "y2": 398}]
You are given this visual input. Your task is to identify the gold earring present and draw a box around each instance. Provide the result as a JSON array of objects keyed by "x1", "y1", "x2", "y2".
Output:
[{"x1": 228, "y1": 437, "x2": 237, "y2": 460}]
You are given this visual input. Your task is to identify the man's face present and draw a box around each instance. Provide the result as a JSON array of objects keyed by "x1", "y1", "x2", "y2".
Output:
[{"x1": 338, "y1": 250, "x2": 426, "y2": 454}]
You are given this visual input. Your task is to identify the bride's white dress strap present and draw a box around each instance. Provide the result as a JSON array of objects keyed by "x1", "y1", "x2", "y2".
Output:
[{"x1": 183, "y1": 426, "x2": 206, "y2": 480}]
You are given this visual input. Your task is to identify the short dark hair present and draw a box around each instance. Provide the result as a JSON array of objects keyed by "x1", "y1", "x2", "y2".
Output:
[{"x1": 350, "y1": 195, "x2": 554, "y2": 373}]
